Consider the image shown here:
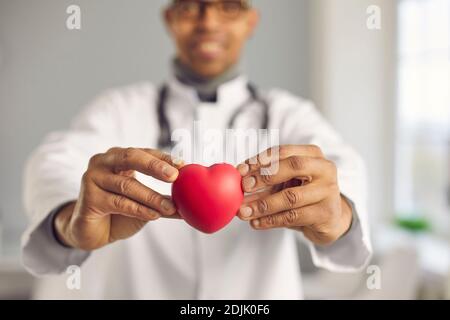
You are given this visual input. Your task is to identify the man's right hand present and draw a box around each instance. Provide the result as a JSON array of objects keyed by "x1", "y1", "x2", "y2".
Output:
[{"x1": 53, "y1": 147, "x2": 183, "y2": 251}]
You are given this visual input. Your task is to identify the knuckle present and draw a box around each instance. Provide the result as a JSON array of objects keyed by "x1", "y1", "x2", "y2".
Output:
[
  {"x1": 114, "y1": 148, "x2": 134, "y2": 171},
  {"x1": 288, "y1": 156, "x2": 305, "y2": 171},
  {"x1": 81, "y1": 171, "x2": 98, "y2": 191},
  {"x1": 160, "y1": 153, "x2": 173, "y2": 164},
  {"x1": 257, "y1": 199, "x2": 270, "y2": 214},
  {"x1": 88, "y1": 153, "x2": 102, "y2": 167},
  {"x1": 147, "y1": 158, "x2": 162, "y2": 173},
  {"x1": 122, "y1": 147, "x2": 135, "y2": 162},
  {"x1": 264, "y1": 214, "x2": 276, "y2": 227},
  {"x1": 128, "y1": 202, "x2": 142, "y2": 216},
  {"x1": 81, "y1": 171, "x2": 92, "y2": 184},
  {"x1": 134, "y1": 203, "x2": 147, "y2": 217},
  {"x1": 285, "y1": 209, "x2": 299, "y2": 224},
  {"x1": 134, "y1": 203, "x2": 159, "y2": 221},
  {"x1": 117, "y1": 177, "x2": 134, "y2": 195},
  {"x1": 283, "y1": 189, "x2": 299, "y2": 208},
  {"x1": 145, "y1": 191, "x2": 160, "y2": 206},
  {"x1": 107, "y1": 147, "x2": 120, "y2": 154},
  {"x1": 112, "y1": 195, "x2": 126, "y2": 210}
]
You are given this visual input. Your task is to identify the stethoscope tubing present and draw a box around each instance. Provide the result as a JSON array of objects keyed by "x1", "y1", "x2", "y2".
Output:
[{"x1": 156, "y1": 83, "x2": 270, "y2": 149}]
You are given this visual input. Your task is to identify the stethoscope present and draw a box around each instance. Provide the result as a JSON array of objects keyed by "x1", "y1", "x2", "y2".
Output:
[
  {"x1": 156, "y1": 82, "x2": 270, "y2": 149},
  {"x1": 156, "y1": 81, "x2": 270, "y2": 297}
]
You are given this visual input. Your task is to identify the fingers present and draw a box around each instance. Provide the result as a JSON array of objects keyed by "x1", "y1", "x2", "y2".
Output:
[
  {"x1": 241, "y1": 156, "x2": 333, "y2": 192},
  {"x1": 93, "y1": 148, "x2": 180, "y2": 182},
  {"x1": 242, "y1": 189, "x2": 273, "y2": 204},
  {"x1": 238, "y1": 183, "x2": 331, "y2": 221},
  {"x1": 249, "y1": 205, "x2": 318, "y2": 230},
  {"x1": 141, "y1": 148, "x2": 185, "y2": 169},
  {"x1": 237, "y1": 144, "x2": 324, "y2": 175},
  {"x1": 92, "y1": 187, "x2": 162, "y2": 222},
  {"x1": 92, "y1": 171, "x2": 177, "y2": 216},
  {"x1": 83, "y1": 147, "x2": 186, "y2": 222}
]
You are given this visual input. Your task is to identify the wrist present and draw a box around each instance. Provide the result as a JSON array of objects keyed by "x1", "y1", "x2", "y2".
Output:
[
  {"x1": 52, "y1": 201, "x2": 77, "y2": 248},
  {"x1": 339, "y1": 195, "x2": 353, "y2": 237}
]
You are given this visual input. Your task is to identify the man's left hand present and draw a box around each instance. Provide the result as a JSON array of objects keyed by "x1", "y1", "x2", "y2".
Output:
[{"x1": 237, "y1": 145, "x2": 353, "y2": 246}]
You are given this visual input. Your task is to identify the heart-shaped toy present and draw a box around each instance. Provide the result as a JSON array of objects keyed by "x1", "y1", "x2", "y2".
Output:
[{"x1": 172, "y1": 163, "x2": 244, "y2": 234}]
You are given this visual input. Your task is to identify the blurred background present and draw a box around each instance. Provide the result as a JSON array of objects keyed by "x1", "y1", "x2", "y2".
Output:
[{"x1": 0, "y1": 0, "x2": 448, "y2": 299}]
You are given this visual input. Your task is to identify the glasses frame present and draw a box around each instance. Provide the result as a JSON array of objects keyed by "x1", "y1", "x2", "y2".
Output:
[{"x1": 170, "y1": 0, "x2": 251, "y2": 21}]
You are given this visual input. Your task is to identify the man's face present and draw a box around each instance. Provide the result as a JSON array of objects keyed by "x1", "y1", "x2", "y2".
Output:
[{"x1": 164, "y1": 0, "x2": 259, "y2": 78}]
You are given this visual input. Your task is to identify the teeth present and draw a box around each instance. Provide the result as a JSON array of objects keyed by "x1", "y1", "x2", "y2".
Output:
[{"x1": 199, "y1": 42, "x2": 221, "y2": 52}]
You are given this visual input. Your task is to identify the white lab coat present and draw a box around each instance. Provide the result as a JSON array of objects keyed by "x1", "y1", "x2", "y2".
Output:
[{"x1": 22, "y1": 75, "x2": 372, "y2": 299}]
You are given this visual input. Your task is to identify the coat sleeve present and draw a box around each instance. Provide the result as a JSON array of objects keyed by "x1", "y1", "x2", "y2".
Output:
[
  {"x1": 269, "y1": 89, "x2": 373, "y2": 272},
  {"x1": 21, "y1": 89, "x2": 128, "y2": 276}
]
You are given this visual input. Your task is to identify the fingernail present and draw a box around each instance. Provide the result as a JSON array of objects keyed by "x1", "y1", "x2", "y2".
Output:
[
  {"x1": 161, "y1": 199, "x2": 176, "y2": 214},
  {"x1": 252, "y1": 219, "x2": 260, "y2": 228},
  {"x1": 243, "y1": 176, "x2": 256, "y2": 190},
  {"x1": 162, "y1": 165, "x2": 177, "y2": 178},
  {"x1": 240, "y1": 206, "x2": 253, "y2": 218},
  {"x1": 172, "y1": 158, "x2": 184, "y2": 167},
  {"x1": 238, "y1": 164, "x2": 249, "y2": 176}
]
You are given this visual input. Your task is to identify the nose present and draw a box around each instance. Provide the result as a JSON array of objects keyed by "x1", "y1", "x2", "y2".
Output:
[{"x1": 197, "y1": 3, "x2": 221, "y2": 30}]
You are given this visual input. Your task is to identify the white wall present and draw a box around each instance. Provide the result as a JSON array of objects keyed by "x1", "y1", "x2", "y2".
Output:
[
  {"x1": 0, "y1": 0, "x2": 310, "y2": 255},
  {"x1": 308, "y1": 0, "x2": 397, "y2": 223}
]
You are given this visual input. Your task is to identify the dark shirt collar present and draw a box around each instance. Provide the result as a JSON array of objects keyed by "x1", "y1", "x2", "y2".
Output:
[{"x1": 172, "y1": 57, "x2": 241, "y2": 103}]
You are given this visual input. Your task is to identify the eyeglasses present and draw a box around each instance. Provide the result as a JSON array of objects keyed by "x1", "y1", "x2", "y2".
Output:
[{"x1": 171, "y1": 0, "x2": 250, "y2": 20}]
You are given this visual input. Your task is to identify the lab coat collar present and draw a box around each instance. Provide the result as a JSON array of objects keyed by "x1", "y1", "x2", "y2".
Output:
[{"x1": 166, "y1": 74, "x2": 251, "y2": 111}]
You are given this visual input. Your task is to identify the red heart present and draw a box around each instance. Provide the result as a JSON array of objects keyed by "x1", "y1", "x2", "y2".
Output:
[{"x1": 172, "y1": 163, "x2": 244, "y2": 234}]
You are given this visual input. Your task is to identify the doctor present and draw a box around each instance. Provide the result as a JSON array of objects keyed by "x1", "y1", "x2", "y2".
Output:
[{"x1": 22, "y1": 0, "x2": 372, "y2": 299}]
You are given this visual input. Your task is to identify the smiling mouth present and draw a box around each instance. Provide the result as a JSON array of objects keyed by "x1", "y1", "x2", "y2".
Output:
[{"x1": 191, "y1": 41, "x2": 225, "y2": 60}]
